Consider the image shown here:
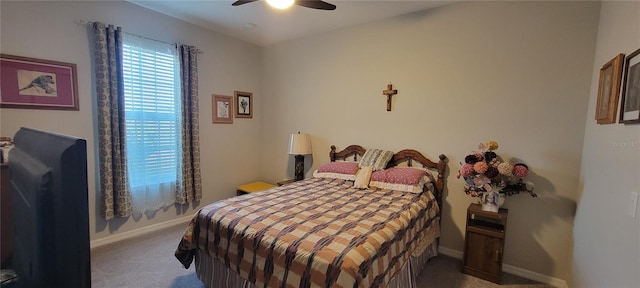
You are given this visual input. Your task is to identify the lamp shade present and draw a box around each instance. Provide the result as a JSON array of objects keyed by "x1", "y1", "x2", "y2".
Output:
[{"x1": 288, "y1": 133, "x2": 312, "y2": 155}]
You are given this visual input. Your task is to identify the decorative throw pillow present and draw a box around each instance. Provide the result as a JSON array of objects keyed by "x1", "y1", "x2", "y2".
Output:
[
  {"x1": 358, "y1": 149, "x2": 394, "y2": 171},
  {"x1": 353, "y1": 166, "x2": 373, "y2": 189},
  {"x1": 316, "y1": 161, "x2": 359, "y2": 174},
  {"x1": 313, "y1": 161, "x2": 359, "y2": 181},
  {"x1": 370, "y1": 167, "x2": 433, "y2": 193}
]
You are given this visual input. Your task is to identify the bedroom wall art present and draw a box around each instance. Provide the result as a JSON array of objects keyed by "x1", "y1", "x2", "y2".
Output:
[
  {"x1": 595, "y1": 53, "x2": 624, "y2": 124},
  {"x1": 234, "y1": 91, "x2": 253, "y2": 119},
  {"x1": 619, "y1": 48, "x2": 640, "y2": 124},
  {"x1": 382, "y1": 83, "x2": 398, "y2": 111},
  {"x1": 212, "y1": 94, "x2": 233, "y2": 124},
  {"x1": 0, "y1": 54, "x2": 78, "y2": 110}
]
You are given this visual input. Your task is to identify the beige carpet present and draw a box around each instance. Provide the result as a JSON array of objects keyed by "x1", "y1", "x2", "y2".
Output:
[
  {"x1": 91, "y1": 224, "x2": 203, "y2": 288},
  {"x1": 91, "y1": 223, "x2": 554, "y2": 288}
]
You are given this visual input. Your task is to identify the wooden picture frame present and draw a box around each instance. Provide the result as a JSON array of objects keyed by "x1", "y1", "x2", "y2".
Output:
[
  {"x1": 595, "y1": 54, "x2": 625, "y2": 124},
  {"x1": 235, "y1": 91, "x2": 253, "y2": 119},
  {"x1": 212, "y1": 95, "x2": 233, "y2": 124},
  {"x1": 619, "y1": 48, "x2": 640, "y2": 124},
  {"x1": 1, "y1": 54, "x2": 78, "y2": 110}
]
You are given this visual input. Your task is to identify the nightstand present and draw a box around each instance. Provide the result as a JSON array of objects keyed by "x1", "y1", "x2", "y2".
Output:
[
  {"x1": 462, "y1": 203, "x2": 508, "y2": 284},
  {"x1": 236, "y1": 181, "x2": 276, "y2": 196},
  {"x1": 276, "y1": 179, "x2": 296, "y2": 186}
]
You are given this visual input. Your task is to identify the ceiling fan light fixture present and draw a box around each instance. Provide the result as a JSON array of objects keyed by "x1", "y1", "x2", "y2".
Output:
[{"x1": 266, "y1": 0, "x2": 294, "y2": 9}]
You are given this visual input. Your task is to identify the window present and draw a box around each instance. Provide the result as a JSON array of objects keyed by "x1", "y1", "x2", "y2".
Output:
[{"x1": 122, "y1": 34, "x2": 181, "y2": 210}]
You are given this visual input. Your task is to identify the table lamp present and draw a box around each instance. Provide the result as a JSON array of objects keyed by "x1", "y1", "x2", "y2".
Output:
[{"x1": 288, "y1": 132, "x2": 312, "y2": 181}]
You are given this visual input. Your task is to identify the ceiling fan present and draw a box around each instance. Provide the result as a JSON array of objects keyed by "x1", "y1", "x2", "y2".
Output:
[{"x1": 232, "y1": 0, "x2": 337, "y2": 11}]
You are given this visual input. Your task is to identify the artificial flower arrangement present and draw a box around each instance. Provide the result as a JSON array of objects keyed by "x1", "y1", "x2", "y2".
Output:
[{"x1": 457, "y1": 141, "x2": 537, "y2": 199}]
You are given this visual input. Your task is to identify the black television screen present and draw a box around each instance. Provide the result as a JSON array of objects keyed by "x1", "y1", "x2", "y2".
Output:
[{"x1": 9, "y1": 127, "x2": 90, "y2": 288}]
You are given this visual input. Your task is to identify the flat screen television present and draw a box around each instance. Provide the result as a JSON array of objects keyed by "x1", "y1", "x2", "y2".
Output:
[{"x1": 8, "y1": 127, "x2": 90, "y2": 288}]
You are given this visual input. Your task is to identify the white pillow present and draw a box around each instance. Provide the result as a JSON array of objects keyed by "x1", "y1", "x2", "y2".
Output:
[{"x1": 353, "y1": 166, "x2": 373, "y2": 189}]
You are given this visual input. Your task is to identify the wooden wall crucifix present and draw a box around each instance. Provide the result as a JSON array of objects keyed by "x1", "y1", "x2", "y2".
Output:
[{"x1": 382, "y1": 84, "x2": 398, "y2": 111}]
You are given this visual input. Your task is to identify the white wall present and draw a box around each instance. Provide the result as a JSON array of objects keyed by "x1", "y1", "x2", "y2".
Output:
[
  {"x1": 573, "y1": 1, "x2": 640, "y2": 287},
  {"x1": 0, "y1": 1, "x2": 263, "y2": 240},
  {"x1": 260, "y1": 1, "x2": 600, "y2": 283}
]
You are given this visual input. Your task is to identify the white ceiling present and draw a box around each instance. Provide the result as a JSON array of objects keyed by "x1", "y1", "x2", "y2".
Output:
[{"x1": 128, "y1": 0, "x2": 454, "y2": 47}]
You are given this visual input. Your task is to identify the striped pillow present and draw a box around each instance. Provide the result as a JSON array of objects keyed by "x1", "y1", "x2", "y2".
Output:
[{"x1": 358, "y1": 149, "x2": 394, "y2": 171}]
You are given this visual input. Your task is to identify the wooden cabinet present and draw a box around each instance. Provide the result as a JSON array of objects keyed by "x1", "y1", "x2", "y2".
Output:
[{"x1": 462, "y1": 203, "x2": 508, "y2": 284}]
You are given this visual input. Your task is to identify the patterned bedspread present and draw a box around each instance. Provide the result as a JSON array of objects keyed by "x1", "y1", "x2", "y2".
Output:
[{"x1": 175, "y1": 177, "x2": 440, "y2": 288}]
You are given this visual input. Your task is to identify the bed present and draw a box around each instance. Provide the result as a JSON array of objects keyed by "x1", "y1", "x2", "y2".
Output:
[{"x1": 175, "y1": 145, "x2": 447, "y2": 288}]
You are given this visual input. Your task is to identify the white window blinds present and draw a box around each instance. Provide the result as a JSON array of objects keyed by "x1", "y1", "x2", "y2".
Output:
[{"x1": 122, "y1": 33, "x2": 181, "y2": 189}]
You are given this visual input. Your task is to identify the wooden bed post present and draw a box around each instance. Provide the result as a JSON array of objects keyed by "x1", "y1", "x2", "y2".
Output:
[
  {"x1": 330, "y1": 145, "x2": 337, "y2": 162},
  {"x1": 436, "y1": 154, "x2": 447, "y2": 212}
]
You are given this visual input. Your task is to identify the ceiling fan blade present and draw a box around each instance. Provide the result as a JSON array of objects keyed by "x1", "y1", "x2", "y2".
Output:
[
  {"x1": 232, "y1": 0, "x2": 259, "y2": 6},
  {"x1": 296, "y1": 1, "x2": 336, "y2": 10}
]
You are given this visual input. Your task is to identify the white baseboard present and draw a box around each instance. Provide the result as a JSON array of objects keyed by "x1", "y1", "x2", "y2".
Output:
[
  {"x1": 502, "y1": 263, "x2": 568, "y2": 288},
  {"x1": 438, "y1": 246, "x2": 464, "y2": 258},
  {"x1": 90, "y1": 215, "x2": 193, "y2": 249},
  {"x1": 437, "y1": 246, "x2": 568, "y2": 288}
]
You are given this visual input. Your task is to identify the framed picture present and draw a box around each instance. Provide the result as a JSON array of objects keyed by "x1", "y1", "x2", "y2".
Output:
[
  {"x1": 235, "y1": 91, "x2": 253, "y2": 119},
  {"x1": 212, "y1": 94, "x2": 233, "y2": 124},
  {"x1": 480, "y1": 191, "x2": 499, "y2": 213},
  {"x1": 1, "y1": 54, "x2": 78, "y2": 110},
  {"x1": 595, "y1": 54, "x2": 625, "y2": 124},
  {"x1": 620, "y1": 48, "x2": 640, "y2": 124}
]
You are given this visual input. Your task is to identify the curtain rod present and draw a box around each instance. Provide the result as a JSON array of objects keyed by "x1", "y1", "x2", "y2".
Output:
[{"x1": 74, "y1": 19, "x2": 204, "y2": 54}]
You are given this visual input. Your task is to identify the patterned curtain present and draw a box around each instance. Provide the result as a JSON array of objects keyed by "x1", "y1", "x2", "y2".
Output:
[
  {"x1": 93, "y1": 22, "x2": 133, "y2": 220},
  {"x1": 176, "y1": 45, "x2": 202, "y2": 204}
]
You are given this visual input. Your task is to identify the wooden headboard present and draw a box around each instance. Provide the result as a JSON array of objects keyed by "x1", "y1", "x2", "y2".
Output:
[
  {"x1": 390, "y1": 149, "x2": 447, "y2": 210},
  {"x1": 329, "y1": 145, "x2": 447, "y2": 211},
  {"x1": 330, "y1": 145, "x2": 366, "y2": 162}
]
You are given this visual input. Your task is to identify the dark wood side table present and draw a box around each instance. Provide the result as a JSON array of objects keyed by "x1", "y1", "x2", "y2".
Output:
[
  {"x1": 1, "y1": 163, "x2": 12, "y2": 268},
  {"x1": 462, "y1": 203, "x2": 508, "y2": 284}
]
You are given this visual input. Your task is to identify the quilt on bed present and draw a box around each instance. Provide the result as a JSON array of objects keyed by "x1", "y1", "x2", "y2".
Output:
[{"x1": 175, "y1": 177, "x2": 440, "y2": 288}]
